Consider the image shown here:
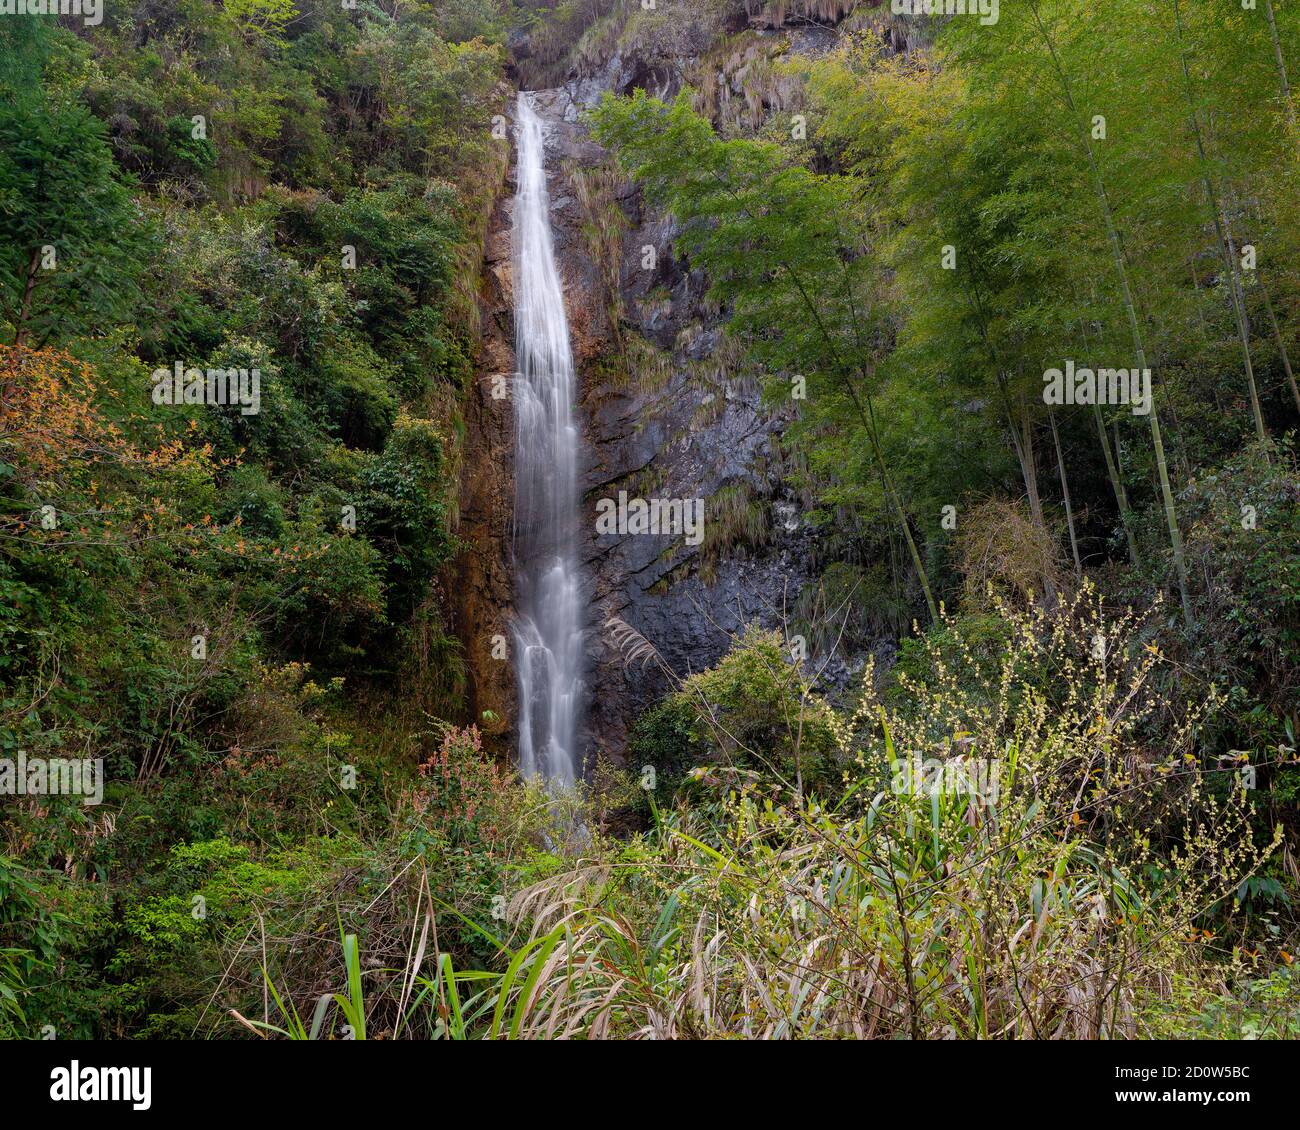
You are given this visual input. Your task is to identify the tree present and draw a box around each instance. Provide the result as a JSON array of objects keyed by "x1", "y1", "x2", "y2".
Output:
[
  {"x1": 592, "y1": 90, "x2": 940, "y2": 623},
  {"x1": 0, "y1": 24, "x2": 144, "y2": 347}
]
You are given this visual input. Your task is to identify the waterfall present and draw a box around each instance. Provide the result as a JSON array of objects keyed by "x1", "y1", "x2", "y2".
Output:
[{"x1": 511, "y1": 93, "x2": 585, "y2": 786}]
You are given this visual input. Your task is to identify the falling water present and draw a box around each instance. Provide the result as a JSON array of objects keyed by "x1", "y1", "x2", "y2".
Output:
[{"x1": 512, "y1": 93, "x2": 584, "y2": 786}]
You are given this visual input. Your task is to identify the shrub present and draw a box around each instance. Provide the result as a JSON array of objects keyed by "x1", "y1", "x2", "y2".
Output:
[
  {"x1": 494, "y1": 587, "x2": 1283, "y2": 1039},
  {"x1": 663, "y1": 625, "x2": 841, "y2": 795}
]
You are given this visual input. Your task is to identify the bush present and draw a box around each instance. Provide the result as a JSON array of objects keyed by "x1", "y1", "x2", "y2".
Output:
[
  {"x1": 493, "y1": 587, "x2": 1283, "y2": 1039},
  {"x1": 660, "y1": 625, "x2": 841, "y2": 795}
]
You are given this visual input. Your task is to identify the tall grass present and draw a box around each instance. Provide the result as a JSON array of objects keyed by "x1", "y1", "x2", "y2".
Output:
[{"x1": 225, "y1": 587, "x2": 1290, "y2": 1039}]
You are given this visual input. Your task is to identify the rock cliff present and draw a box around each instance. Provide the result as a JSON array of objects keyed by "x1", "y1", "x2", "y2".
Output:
[{"x1": 457, "y1": 3, "x2": 906, "y2": 763}]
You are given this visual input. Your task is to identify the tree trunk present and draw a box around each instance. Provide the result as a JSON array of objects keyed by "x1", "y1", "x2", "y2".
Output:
[
  {"x1": 1018, "y1": 402, "x2": 1060, "y2": 603},
  {"x1": 1188, "y1": 254, "x2": 1210, "y2": 343},
  {"x1": 1265, "y1": 0, "x2": 1298, "y2": 139},
  {"x1": 1030, "y1": 0, "x2": 1194, "y2": 627},
  {"x1": 959, "y1": 279, "x2": 1056, "y2": 547},
  {"x1": 1094, "y1": 404, "x2": 1140, "y2": 566},
  {"x1": 1218, "y1": 203, "x2": 1268, "y2": 440},
  {"x1": 14, "y1": 247, "x2": 40, "y2": 348},
  {"x1": 1050, "y1": 413, "x2": 1083, "y2": 578},
  {"x1": 1019, "y1": 400, "x2": 1045, "y2": 531},
  {"x1": 1172, "y1": 0, "x2": 1267, "y2": 442},
  {"x1": 1263, "y1": 282, "x2": 1300, "y2": 415},
  {"x1": 861, "y1": 391, "x2": 940, "y2": 626},
  {"x1": 1076, "y1": 303, "x2": 1140, "y2": 566}
]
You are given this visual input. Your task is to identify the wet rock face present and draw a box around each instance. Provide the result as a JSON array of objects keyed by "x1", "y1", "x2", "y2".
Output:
[
  {"x1": 519, "y1": 83, "x2": 818, "y2": 764},
  {"x1": 460, "y1": 11, "x2": 887, "y2": 765},
  {"x1": 451, "y1": 189, "x2": 517, "y2": 755}
]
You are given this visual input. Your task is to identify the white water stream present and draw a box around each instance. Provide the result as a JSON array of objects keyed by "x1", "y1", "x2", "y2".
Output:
[{"x1": 512, "y1": 93, "x2": 584, "y2": 785}]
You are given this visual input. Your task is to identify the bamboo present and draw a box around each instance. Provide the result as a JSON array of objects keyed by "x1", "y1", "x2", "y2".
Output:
[{"x1": 1029, "y1": 0, "x2": 1194, "y2": 627}]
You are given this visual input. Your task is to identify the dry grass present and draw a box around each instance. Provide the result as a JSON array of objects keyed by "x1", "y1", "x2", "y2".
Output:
[
  {"x1": 487, "y1": 586, "x2": 1280, "y2": 1039},
  {"x1": 955, "y1": 496, "x2": 1067, "y2": 609}
]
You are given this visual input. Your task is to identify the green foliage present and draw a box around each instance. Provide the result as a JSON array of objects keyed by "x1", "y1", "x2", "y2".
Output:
[
  {"x1": 272, "y1": 178, "x2": 466, "y2": 401},
  {"x1": 698, "y1": 481, "x2": 770, "y2": 579},
  {"x1": 1146, "y1": 965, "x2": 1300, "y2": 1040},
  {"x1": 0, "y1": 855, "x2": 112, "y2": 1039},
  {"x1": 0, "y1": 24, "x2": 146, "y2": 345},
  {"x1": 0, "y1": 0, "x2": 509, "y2": 1041},
  {"x1": 628, "y1": 696, "x2": 697, "y2": 800},
  {"x1": 591, "y1": 87, "x2": 942, "y2": 618},
  {"x1": 489, "y1": 589, "x2": 1282, "y2": 1039},
  {"x1": 1176, "y1": 439, "x2": 1300, "y2": 715},
  {"x1": 659, "y1": 626, "x2": 840, "y2": 794},
  {"x1": 225, "y1": 0, "x2": 300, "y2": 47}
]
